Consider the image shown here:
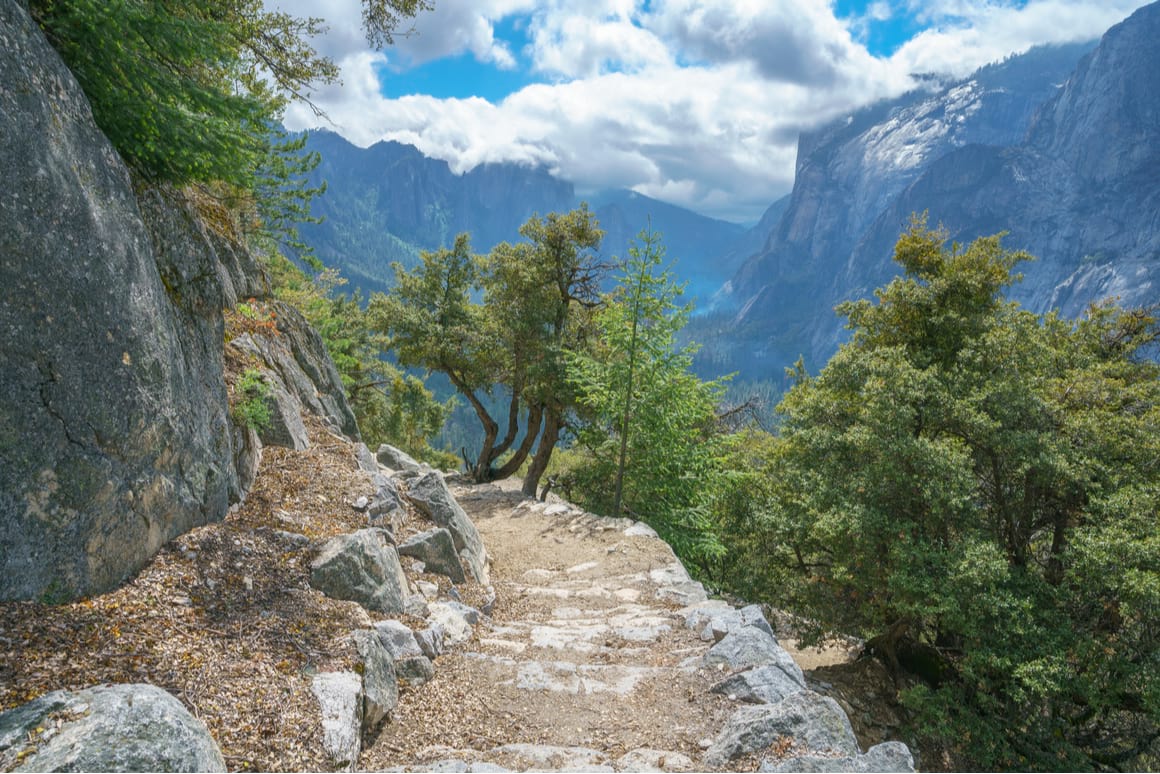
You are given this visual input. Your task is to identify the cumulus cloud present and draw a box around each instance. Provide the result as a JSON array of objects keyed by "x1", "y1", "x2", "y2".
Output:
[
  {"x1": 387, "y1": 0, "x2": 536, "y2": 68},
  {"x1": 526, "y1": 5, "x2": 671, "y2": 78},
  {"x1": 891, "y1": 0, "x2": 1148, "y2": 78},
  {"x1": 648, "y1": 0, "x2": 890, "y2": 87},
  {"x1": 275, "y1": 0, "x2": 1150, "y2": 221}
]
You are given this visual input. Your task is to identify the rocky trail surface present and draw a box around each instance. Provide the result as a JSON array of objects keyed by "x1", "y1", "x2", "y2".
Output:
[
  {"x1": 365, "y1": 480, "x2": 913, "y2": 773},
  {"x1": 365, "y1": 482, "x2": 733, "y2": 771}
]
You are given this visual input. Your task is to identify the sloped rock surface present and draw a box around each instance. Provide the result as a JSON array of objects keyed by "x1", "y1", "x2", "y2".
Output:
[
  {"x1": 705, "y1": 691, "x2": 860, "y2": 767},
  {"x1": 399, "y1": 527, "x2": 468, "y2": 583},
  {"x1": 0, "y1": 683, "x2": 226, "y2": 772},
  {"x1": 311, "y1": 528, "x2": 409, "y2": 613},
  {"x1": 229, "y1": 302, "x2": 358, "y2": 444},
  {"x1": 405, "y1": 472, "x2": 489, "y2": 583},
  {"x1": 761, "y1": 740, "x2": 915, "y2": 772},
  {"x1": 0, "y1": 0, "x2": 241, "y2": 601}
]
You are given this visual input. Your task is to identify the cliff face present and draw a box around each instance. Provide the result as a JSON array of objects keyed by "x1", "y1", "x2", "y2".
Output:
[
  {"x1": 858, "y1": 1, "x2": 1160, "y2": 321},
  {"x1": 0, "y1": 0, "x2": 354, "y2": 601},
  {"x1": 716, "y1": 40, "x2": 1104, "y2": 375}
]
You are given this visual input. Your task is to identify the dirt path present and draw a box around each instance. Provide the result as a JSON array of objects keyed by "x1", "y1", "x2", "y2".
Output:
[{"x1": 361, "y1": 481, "x2": 742, "y2": 772}]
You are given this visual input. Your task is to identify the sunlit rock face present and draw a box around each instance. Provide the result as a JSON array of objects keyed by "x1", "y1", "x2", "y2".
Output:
[{"x1": 717, "y1": 5, "x2": 1159, "y2": 378}]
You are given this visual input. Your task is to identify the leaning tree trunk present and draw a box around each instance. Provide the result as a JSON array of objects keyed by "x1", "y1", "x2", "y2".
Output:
[
  {"x1": 521, "y1": 408, "x2": 561, "y2": 497},
  {"x1": 493, "y1": 404, "x2": 544, "y2": 480}
]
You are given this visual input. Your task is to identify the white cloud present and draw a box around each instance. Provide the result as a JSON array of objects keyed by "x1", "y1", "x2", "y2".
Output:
[
  {"x1": 511, "y1": 0, "x2": 673, "y2": 78},
  {"x1": 890, "y1": 0, "x2": 1148, "y2": 78},
  {"x1": 276, "y1": 0, "x2": 1150, "y2": 221},
  {"x1": 388, "y1": 0, "x2": 537, "y2": 68},
  {"x1": 648, "y1": 0, "x2": 898, "y2": 87}
]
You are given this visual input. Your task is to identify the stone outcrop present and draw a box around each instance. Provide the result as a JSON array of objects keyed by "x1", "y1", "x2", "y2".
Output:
[
  {"x1": 0, "y1": 683, "x2": 226, "y2": 772},
  {"x1": 703, "y1": 626, "x2": 806, "y2": 685},
  {"x1": 0, "y1": 0, "x2": 360, "y2": 602},
  {"x1": 706, "y1": 692, "x2": 860, "y2": 767},
  {"x1": 711, "y1": 664, "x2": 806, "y2": 705},
  {"x1": 229, "y1": 301, "x2": 358, "y2": 443},
  {"x1": 1, "y1": 0, "x2": 237, "y2": 601},
  {"x1": 310, "y1": 529, "x2": 409, "y2": 614},
  {"x1": 399, "y1": 527, "x2": 468, "y2": 583},
  {"x1": 311, "y1": 672, "x2": 364, "y2": 770},
  {"x1": 404, "y1": 472, "x2": 489, "y2": 583}
]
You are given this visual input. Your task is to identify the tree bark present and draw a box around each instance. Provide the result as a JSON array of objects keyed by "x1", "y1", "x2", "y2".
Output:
[
  {"x1": 493, "y1": 403, "x2": 544, "y2": 480},
  {"x1": 449, "y1": 372, "x2": 499, "y2": 482},
  {"x1": 522, "y1": 407, "x2": 561, "y2": 497}
]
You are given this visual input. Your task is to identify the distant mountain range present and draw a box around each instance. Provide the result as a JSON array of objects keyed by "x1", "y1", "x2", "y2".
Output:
[
  {"x1": 297, "y1": 131, "x2": 745, "y2": 303},
  {"x1": 297, "y1": 1, "x2": 1159, "y2": 391},
  {"x1": 707, "y1": 1, "x2": 1160, "y2": 380}
]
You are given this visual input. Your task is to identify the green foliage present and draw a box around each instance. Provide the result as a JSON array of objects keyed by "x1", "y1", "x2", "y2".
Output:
[
  {"x1": 33, "y1": 0, "x2": 265, "y2": 185},
  {"x1": 755, "y1": 216, "x2": 1160, "y2": 769},
  {"x1": 30, "y1": 0, "x2": 424, "y2": 255},
  {"x1": 371, "y1": 206, "x2": 606, "y2": 494},
  {"x1": 267, "y1": 254, "x2": 454, "y2": 465},
  {"x1": 233, "y1": 368, "x2": 272, "y2": 431},
  {"x1": 566, "y1": 228, "x2": 727, "y2": 562},
  {"x1": 361, "y1": 0, "x2": 433, "y2": 48}
]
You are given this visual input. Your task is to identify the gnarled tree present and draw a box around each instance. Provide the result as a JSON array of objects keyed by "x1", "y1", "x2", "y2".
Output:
[{"x1": 372, "y1": 206, "x2": 605, "y2": 495}]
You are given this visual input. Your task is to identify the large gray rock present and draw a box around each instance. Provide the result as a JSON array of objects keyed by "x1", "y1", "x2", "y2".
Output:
[
  {"x1": 354, "y1": 442, "x2": 379, "y2": 473},
  {"x1": 705, "y1": 626, "x2": 806, "y2": 685},
  {"x1": 760, "y1": 741, "x2": 915, "y2": 772},
  {"x1": 711, "y1": 664, "x2": 806, "y2": 705},
  {"x1": 311, "y1": 672, "x2": 363, "y2": 770},
  {"x1": 405, "y1": 472, "x2": 488, "y2": 583},
  {"x1": 374, "y1": 619, "x2": 435, "y2": 685},
  {"x1": 399, "y1": 528, "x2": 467, "y2": 583},
  {"x1": 0, "y1": 683, "x2": 225, "y2": 772},
  {"x1": 352, "y1": 629, "x2": 398, "y2": 738},
  {"x1": 374, "y1": 619, "x2": 424, "y2": 658},
  {"x1": 705, "y1": 691, "x2": 859, "y2": 767},
  {"x1": 690, "y1": 603, "x2": 776, "y2": 642},
  {"x1": 396, "y1": 654, "x2": 436, "y2": 686},
  {"x1": 311, "y1": 529, "x2": 409, "y2": 613},
  {"x1": 368, "y1": 472, "x2": 402, "y2": 521},
  {"x1": 377, "y1": 443, "x2": 421, "y2": 472},
  {"x1": 427, "y1": 601, "x2": 474, "y2": 645},
  {"x1": 0, "y1": 1, "x2": 246, "y2": 601}
]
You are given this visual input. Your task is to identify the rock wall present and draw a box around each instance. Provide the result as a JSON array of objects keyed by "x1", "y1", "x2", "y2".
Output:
[{"x1": 0, "y1": 0, "x2": 355, "y2": 601}]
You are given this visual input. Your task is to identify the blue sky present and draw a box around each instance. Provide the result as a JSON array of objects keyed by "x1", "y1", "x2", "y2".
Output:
[{"x1": 278, "y1": 0, "x2": 1150, "y2": 222}]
